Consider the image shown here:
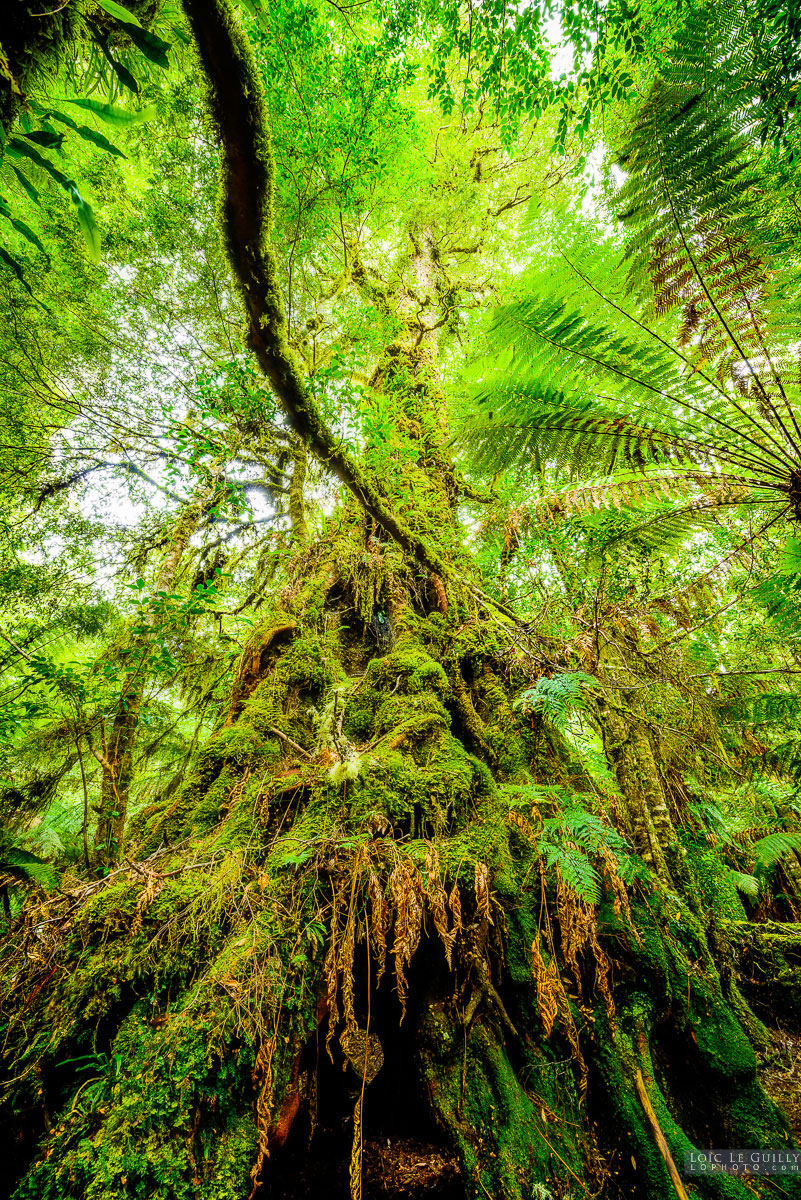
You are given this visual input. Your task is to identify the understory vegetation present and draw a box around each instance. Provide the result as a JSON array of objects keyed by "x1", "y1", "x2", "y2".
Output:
[{"x1": 2, "y1": 1, "x2": 801, "y2": 1197}]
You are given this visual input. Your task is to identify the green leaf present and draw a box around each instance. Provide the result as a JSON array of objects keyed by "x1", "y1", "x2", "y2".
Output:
[
  {"x1": 6, "y1": 138, "x2": 71, "y2": 188},
  {"x1": 0, "y1": 245, "x2": 36, "y2": 299},
  {"x1": 21, "y1": 130, "x2": 64, "y2": 150},
  {"x1": 62, "y1": 99, "x2": 157, "y2": 128},
  {"x1": 46, "y1": 110, "x2": 127, "y2": 159},
  {"x1": 93, "y1": 0, "x2": 143, "y2": 26},
  {"x1": 115, "y1": 21, "x2": 171, "y2": 70},
  {"x1": 778, "y1": 537, "x2": 801, "y2": 574},
  {"x1": 10, "y1": 165, "x2": 41, "y2": 206},
  {"x1": 753, "y1": 832, "x2": 801, "y2": 875},
  {"x1": 0, "y1": 207, "x2": 47, "y2": 254},
  {"x1": 66, "y1": 182, "x2": 101, "y2": 262},
  {"x1": 87, "y1": 22, "x2": 140, "y2": 94},
  {"x1": 5, "y1": 140, "x2": 100, "y2": 260}
]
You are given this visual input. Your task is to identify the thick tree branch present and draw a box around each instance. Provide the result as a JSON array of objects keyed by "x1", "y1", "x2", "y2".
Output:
[{"x1": 180, "y1": 0, "x2": 449, "y2": 578}]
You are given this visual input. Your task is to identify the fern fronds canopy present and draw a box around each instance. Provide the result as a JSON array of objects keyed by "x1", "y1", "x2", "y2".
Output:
[{"x1": 459, "y1": 4, "x2": 801, "y2": 525}]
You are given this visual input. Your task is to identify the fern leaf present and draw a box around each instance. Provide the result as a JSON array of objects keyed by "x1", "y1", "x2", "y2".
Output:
[{"x1": 752, "y1": 831, "x2": 801, "y2": 875}]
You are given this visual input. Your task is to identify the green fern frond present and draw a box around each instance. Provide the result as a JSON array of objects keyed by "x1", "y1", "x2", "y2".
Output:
[
  {"x1": 531, "y1": 470, "x2": 758, "y2": 523},
  {"x1": 0, "y1": 845, "x2": 59, "y2": 889},
  {"x1": 721, "y1": 692, "x2": 801, "y2": 726},
  {"x1": 752, "y1": 831, "x2": 801, "y2": 875},
  {"x1": 766, "y1": 737, "x2": 801, "y2": 783},
  {"x1": 727, "y1": 868, "x2": 760, "y2": 897},
  {"x1": 458, "y1": 7, "x2": 801, "y2": 537},
  {"x1": 513, "y1": 672, "x2": 596, "y2": 727},
  {"x1": 541, "y1": 842, "x2": 601, "y2": 905},
  {"x1": 751, "y1": 565, "x2": 801, "y2": 645}
]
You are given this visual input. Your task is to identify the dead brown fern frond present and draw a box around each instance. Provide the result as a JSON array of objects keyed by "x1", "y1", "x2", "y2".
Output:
[
  {"x1": 367, "y1": 869, "x2": 388, "y2": 984},
  {"x1": 534, "y1": 863, "x2": 589, "y2": 1096},
  {"x1": 349, "y1": 1093, "x2": 364, "y2": 1200},
  {"x1": 424, "y1": 842, "x2": 457, "y2": 968},
  {"x1": 473, "y1": 860, "x2": 493, "y2": 926},
  {"x1": 388, "y1": 857, "x2": 424, "y2": 1020},
  {"x1": 249, "y1": 1032, "x2": 276, "y2": 1196}
]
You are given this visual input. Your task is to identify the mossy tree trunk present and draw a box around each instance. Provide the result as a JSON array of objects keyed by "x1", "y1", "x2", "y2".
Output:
[
  {"x1": 2, "y1": 5, "x2": 799, "y2": 1199},
  {"x1": 1, "y1": 547, "x2": 799, "y2": 1200}
]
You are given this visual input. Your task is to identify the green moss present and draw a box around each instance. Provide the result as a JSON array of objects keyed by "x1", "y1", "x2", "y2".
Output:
[
  {"x1": 367, "y1": 642, "x2": 449, "y2": 695},
  {"x1": 591, "y1": 894, "x2": 801, "y2": 1199},
  {"x1": 420, "y1": 1005, "x2": 585, "y2": 1199},
  {"x1": 595, "y1": 1018, "x2": 751, "y2": 1200},
  {"x1": 684, "y1": 839, "x2": 747, "y2": 922},
  {"x1": 13, "y1": 1005, "x2": 257, "y2": 1200},
  {"x1": 7, "y1": 544, "x2": 801, "y2": 1200}
]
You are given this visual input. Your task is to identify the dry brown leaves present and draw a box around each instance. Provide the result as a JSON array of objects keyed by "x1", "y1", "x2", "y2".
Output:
[
  {"x1": 388, "y1": 857, "x2": 424, "y2": 1019},
  {"x1": 424, "y1": 844, "x2": 456, "y2": 969},
  {"x1": 556, "y1": 869, "x2": 614, "y2": 1022},
  {"x1": 129, "y1": 868, "x2": 162, "y2": 940},
  {"x1": 350, "y1": 1094, "x2": 364, "y2": 1200}
]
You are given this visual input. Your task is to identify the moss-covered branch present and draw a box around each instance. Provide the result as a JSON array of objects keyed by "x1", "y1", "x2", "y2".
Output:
[{"x1": 180, "y1": 0, "x2": 450, "y2": 578}]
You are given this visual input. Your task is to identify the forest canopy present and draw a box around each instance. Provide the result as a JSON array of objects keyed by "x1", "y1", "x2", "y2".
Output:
[{"x1": 2, "y1": 1, "x2": 801, "y2": 1198}]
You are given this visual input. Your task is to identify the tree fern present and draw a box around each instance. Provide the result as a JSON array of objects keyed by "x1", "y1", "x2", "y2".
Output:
[{"x1": 459, "y1": 2, "x2": 801, "y2": 539}]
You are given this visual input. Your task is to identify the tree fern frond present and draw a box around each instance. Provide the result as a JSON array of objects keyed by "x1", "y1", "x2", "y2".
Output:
[
  {"x1": 753, "y1": 831, "x2": 801, "y2": 875},
  {"x1": 530, "y1": 470, "x2": 761, "y2": 523},
  {"x1": 751, "y1": 566, "x2": 801, "y2": 644},
  {"x1": 458, "y1": 2, "x2": 801, "y2": 539},
  {"x1": 0, "y1": 846, "x2": 59, "y2": 889},
  {"x1": 728, "y1": 868, "x2": 760, "y2": 897}
]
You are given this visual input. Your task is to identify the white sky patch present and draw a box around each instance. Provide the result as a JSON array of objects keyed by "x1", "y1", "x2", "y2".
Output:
[{"x1": 545, "y1": 14, "x2": 577, "y2": 79}]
